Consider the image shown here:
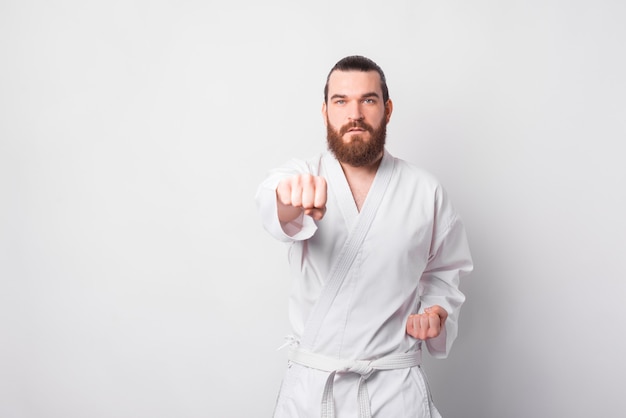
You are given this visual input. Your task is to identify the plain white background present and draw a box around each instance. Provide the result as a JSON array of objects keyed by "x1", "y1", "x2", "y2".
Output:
[{"x1": 1, "y1": 1, "x2": 624, "y2": 417}]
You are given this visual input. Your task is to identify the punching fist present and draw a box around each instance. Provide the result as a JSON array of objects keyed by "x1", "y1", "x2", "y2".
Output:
[
  {"x1": 276, "y1": 174, "x2": 327, "y2": 222},
  {"x1": 406, "y1": 305, "x2": 448, "y2": 340}
]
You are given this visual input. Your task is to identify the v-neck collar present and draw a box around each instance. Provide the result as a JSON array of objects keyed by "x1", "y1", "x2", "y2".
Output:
[{"x1": 323, "y1": 150, "x2": 394, "y2": 229}]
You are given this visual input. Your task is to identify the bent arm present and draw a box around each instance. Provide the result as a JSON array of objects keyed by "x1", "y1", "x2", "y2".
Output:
[{"x1": 418, "y1": 214, "x2": 473, "y2": 358}]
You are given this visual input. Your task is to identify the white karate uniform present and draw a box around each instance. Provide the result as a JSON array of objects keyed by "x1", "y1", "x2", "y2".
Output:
[{"x1": 256, "y1": 149, "x2": 473, "y2": 418}]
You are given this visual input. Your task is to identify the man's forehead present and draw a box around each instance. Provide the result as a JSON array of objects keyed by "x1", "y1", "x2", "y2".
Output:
[{"x1": 327, "y1": 70, "x2": 382, "y2": 94}]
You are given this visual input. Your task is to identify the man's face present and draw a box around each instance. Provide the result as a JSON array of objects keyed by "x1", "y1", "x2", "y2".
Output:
[{"x1": 322, "y1": 70, "x2": 392, "y2": 167}]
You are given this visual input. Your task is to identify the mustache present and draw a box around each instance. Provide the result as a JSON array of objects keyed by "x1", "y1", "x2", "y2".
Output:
[{"x1": 339, "y1": 121, "x2": 374, "y2": 136}]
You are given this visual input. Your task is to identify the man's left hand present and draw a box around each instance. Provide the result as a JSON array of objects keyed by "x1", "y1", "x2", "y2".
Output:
[{"x1": 406, "y1": 305, "x2": 448, "y2": 340}]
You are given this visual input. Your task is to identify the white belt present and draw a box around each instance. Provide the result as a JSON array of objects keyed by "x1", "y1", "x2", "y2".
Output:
[{"x1": 288, "y1": 347, "x2": 422, "y2": 418}]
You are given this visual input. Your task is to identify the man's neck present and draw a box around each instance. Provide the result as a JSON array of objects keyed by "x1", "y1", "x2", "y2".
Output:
[{"x1": 339, "y1": 152, "x2": 383, "y2": 212}]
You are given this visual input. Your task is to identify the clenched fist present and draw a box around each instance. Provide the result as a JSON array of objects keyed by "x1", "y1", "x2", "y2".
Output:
[
  {"x1": 406, "y1": 305, "x2": 448, "y2": 340},
  {"x1": 276, "y1": 174, "x2": 327, "y2": 222}
]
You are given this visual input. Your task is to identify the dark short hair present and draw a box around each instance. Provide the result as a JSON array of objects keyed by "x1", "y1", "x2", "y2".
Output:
[{"x1": 323, "y1": 55, "x2": 389, "y2": 104}]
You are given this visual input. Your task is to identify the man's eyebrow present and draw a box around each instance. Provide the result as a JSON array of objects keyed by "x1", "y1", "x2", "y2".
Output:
[{"x1": 329, "y1": 92, "x2": 380, "y2": 100}]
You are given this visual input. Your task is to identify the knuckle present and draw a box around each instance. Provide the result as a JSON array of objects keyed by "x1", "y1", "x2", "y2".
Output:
[
  {"x1": 301, "y1": 173, "x2": 314, "y2": 184},
  {"x1": 276, "y1": 186, "x2": 290, "y2": 202},
  {"x1": 277, "y1": 194, "x2": 290, "y2": 205}
]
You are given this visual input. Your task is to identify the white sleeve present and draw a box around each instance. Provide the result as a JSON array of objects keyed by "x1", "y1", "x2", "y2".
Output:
[
  {"x1": 255, "y1": 157, "x2": 319, "y2": 242},
  {"x1": 419, "y1": 188, "x2": 473, "y2": 358}
]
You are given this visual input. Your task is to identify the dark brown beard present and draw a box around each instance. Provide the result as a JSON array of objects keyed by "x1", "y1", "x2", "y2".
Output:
[{"x1": 326, "y1": 117, "x2": 387, "y2": 167}]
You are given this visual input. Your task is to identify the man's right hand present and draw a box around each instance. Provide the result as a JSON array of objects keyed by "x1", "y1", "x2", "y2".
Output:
[{"x1": 276, "y1": 174, "x2": 327, "y2": 222}]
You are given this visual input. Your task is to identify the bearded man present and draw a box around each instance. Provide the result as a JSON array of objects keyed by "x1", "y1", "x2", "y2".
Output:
[{"x1": 256, "y1": 55, "x2": 473, "y2": 418}]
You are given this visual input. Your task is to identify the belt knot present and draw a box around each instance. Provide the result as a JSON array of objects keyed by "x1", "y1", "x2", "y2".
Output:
[
  {"x1": 287, "y1": 347, "x2": 422, "y2": 418},
  {"x1": 344, "y1": 360, "x2": 374, "y2": 379}
]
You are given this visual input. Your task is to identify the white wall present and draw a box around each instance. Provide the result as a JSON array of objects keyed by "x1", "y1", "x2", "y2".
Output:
[{"x1": 1, "y1": 1, "x2": 624, "y2": 417}]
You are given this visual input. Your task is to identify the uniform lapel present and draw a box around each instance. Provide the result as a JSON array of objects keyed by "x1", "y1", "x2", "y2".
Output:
[
  {"x1": 302, "y1": 150, "x2": 395, "y2": 350},
  {"x1": 323, "y1": 151, "x2": 359, "y2": 229}
]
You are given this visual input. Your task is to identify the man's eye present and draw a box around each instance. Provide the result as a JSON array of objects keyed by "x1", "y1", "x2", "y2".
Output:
[
  {"x1": 363, "y1": 99, "x2": 375, "y2": 104},
  {"x1": 335, "y1": 100, "x2": 345, "y2": 105}
]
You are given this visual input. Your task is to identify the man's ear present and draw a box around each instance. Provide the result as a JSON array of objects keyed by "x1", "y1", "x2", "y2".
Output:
[
  {"x1": 385, "y1": 99, "x2": 393, "y2": 124},
  {"x1": 321, "y1": 101, "x2": 328, "y2": 126}
]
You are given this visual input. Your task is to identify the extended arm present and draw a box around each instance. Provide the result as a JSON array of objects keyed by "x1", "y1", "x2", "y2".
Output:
[
  {"x1": 255, "y1": 156, "x2": 327, "y2": 242},
  {"x1": 276, "y1": 174, "x2": 327, "y2": 222}
]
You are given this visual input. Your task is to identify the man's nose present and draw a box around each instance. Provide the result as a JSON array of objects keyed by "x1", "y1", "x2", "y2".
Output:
[{"x1": 347, "y1": 102, "x2": 364, "y2": 121}]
